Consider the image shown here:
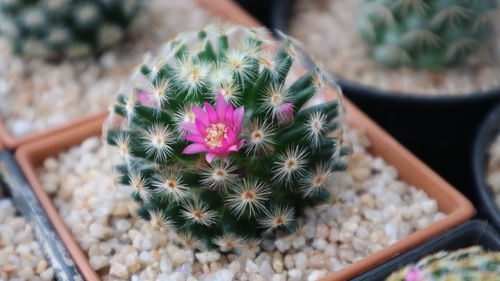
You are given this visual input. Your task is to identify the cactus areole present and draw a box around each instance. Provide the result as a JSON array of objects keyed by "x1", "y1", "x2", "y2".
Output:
[{"x1": 106, "y1": 25, "x2": 349, "y2": 251}]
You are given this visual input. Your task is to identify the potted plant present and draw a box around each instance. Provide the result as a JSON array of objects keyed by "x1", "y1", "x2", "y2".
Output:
[
  {"x1": 473, "y1": 102, "x2": 500, "y2": 232},
  {"x1": 270, "y1": 0, "x2": 500, "y2": 201},
  {"x1": 0, "y1": 149, "x2": 82, "y2": 280},
  {"x1": 15, "y1": 24, "x2": 474, "y2": 281},
  {"x1": 352, "y1": 220, "x2": 500, "y2": 281},
  {"x1": 0, "y1": 0, "x2": 230, "y2": 149},
  {"x1": 0, "y1": 0, "x2": 142, "y2": 148}
]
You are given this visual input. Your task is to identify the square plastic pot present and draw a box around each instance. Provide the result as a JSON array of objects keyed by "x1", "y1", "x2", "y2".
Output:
[
  {"x1": 473, "y1": 102, "x2": 500, "y2": 232},
  {"x1": 351, "y1": 220, "x2": 500, "y2": 281}
]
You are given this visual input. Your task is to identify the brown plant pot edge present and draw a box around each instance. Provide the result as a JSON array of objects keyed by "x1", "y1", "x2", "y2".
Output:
[
  {"x1": 0, "y1": 111, "x2": 108, "y2": 150},
  {"x1": 15, "y1": 97, "x2": 475, "y2": 281},
  {"x1": 14, "y1": 1, "x2": 475, "y2": 281},
  {"x1": 0, "y1": 0, "x2": 258, "y2": 150}
]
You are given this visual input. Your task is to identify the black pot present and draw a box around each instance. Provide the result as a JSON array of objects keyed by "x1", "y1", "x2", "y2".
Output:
[
  {"x1": 351, "y1": 220, "x2": 500, "y2": 281},
  {"x1": 0, "y1": 150, "x2": 83, "y2": 281},
  {"x1": 473, "y1": 102, "x2": 500, "y2": 231},
  {"x1": 270, "y1": 0, "x2": 500, "y2": 204},
  {"x1": 234, "y1": 0, "x2": 276, "y2": 27}
]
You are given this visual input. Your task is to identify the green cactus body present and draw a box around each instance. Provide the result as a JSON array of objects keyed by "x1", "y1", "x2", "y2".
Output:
[
  {"x1": 105, "y1": 25, "x2": 348, "y2": 251},
  {"x1": 357, "y1": 0, "x2": 497, "y2": 69},
  {"x1": 386, "y1": 246, "x2": 500, "y2": 281},
  {"x1": 0, "y1": 0, "x2": 142, "y2": 59}
]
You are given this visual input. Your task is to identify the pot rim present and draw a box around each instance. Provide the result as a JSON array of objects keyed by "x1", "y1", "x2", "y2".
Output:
[
  {"x1": 0, "y1": 0, "x2": 261, "y2": 150},
  {"x1": 351, "y1": 220, "x2": 500, "y2": 281},
  {"x1": 14, "y1": 1, "x2": 475, "y2": 280},
  {"x1": 472, "y1": 102, "x2": 500, "y2": 230},
  {"x1": 0, "y1": 111, "x2": 107, "y2": 150},
  {"x1": 14, "y1": 92, "x2": 475, "y2": 281},
  {"x1": 270, "y1": 0, "x2": 500, "y2": 103}
]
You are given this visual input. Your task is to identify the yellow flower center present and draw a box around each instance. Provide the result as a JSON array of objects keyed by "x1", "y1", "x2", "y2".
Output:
[{"x1": 205, "y1": 123, "x2": 228, "y2": 149}]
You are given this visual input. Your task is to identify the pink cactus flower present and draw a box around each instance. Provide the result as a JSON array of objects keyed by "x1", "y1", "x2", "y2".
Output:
[
  {"x1": 137, "y1": 91, "x2": 156, "y2": 107},
  {"x1": 277, "y1": 102, "x2": 295, "y2": 124},
  {"x1": 181, "y1": 93, "x2": 245, "y2": 163},
  {"x1": 405, "y1": 268, "x2": 423, "y2": 281}
]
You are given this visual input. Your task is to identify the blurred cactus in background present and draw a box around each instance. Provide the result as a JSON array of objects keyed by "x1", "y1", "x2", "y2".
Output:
[
  {"x1": 357, "y1": 0, "x2": 498, "y2": 69},
  {"x1": 0, "y1": 0, "x2": 142, "y2": 59},
  {"x1": 386, "y1": 246, "x2": 500, "y2": 281},
  {"x1": 106, "y1": 25, "x2": 349, "y2": 251}
]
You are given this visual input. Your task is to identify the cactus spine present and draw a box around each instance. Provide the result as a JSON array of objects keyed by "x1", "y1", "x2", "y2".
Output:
[
  {"x1": 357, "y1": 0, "x2": 498, "y2": 69},
  {"x1": 105, "y1": 25, "x2": 348, "y2": 251},
  {"x1": 0, "y1": 0, "x2": 142, "y2": 59},
  {"x1": 386, "y1": 246, "x2": 500, "y2": 281}
]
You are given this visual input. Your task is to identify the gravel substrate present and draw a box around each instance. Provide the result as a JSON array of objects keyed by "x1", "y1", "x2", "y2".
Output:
[
  {"x1": 487, "y1": 134, "x2": 500, "y2": 207},
  {"x1": 289, "y1": 0, "x2": 500, "y2": 96},
  {"x1": 38, "y1": 129, "x2": 444, "y2": 281},
  {"x1": 0, "y1": 189, "x2": 55, "y2": 281},
  {"x1": 0, "y1": 0, "x2": 218, "y2": 137}
]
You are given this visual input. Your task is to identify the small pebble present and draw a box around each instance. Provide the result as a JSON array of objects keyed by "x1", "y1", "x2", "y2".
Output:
[
  {"x1": 288, "y1": 0, "x2": 500, "y2": 96},
  {"x1": 35, "y1": 129, "x2": 443, "y2": 280}
]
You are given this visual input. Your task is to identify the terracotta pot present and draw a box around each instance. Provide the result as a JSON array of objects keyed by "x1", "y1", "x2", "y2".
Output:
[
  {"x1": 16, "y1": 94, "x2": 475, "y2": 281},
  {"x1": 0, "y1": 0, "x2": 259, "y2": 150},
  {"x1": 14, "y1": 1, "x2": 475, "y2": 280},
  {"x1": 0, "y1": 110, "x2": 107, "y2": 150},
  {"x1": 0, "y1": 150, "x2": 84, "y2": 280}
]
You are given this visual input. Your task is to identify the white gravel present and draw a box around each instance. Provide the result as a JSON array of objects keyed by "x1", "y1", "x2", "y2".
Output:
[
  {"x1": 37, "y1": 129, "x2": 444, "y2": 281},
  {"x1": 487, "y1": 134, "x2": 500, "y2": 207},
  {"x1": 0, "y1": 189, "x2": 55, "y2": 281},
  {"x1": 289, "y1": 0, "x2": 500, "y2": 96},
  {"x1": 0, "y1": 0, "x2": 219, "y2": 137}
]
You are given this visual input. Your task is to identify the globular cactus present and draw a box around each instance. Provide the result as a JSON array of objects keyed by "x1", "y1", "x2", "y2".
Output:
[
  {"x1": 105, "y1": 25, "x2": 349, "y2": 251},
  {"x1": 386, "y1": 246, "x2": 500, "y2": 281},
  {"x1": 0, "y1": 0, "x2": 142, "y2": 59},
  {"x1": 357, "y1": 0, "x2": 498, "y2": 69}
]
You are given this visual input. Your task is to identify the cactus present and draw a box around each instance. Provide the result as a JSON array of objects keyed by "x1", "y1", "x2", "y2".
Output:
[
  {"x1": 105, "y1": 25, "x2": 349, "y2": 251},
  {"x1": 0, "y1": 0, "x2": 142, "y2": 59},
  {"x1": 357, "y1": 0, "x2": 498, "y2": 69},
  {"x1": 386, "y1": 246, "x2": 500, "y2": 281}
]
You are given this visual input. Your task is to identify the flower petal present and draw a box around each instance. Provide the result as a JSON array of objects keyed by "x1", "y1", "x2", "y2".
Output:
[
  {"x1": 216, "y1": 92, "x2": 227, "y2": 121},
  {"x1": 233, "y1": 107, "x2": 244, "y2": 129},
  {"x1": 204, "y1": 102, "x2": 218, "y2": 123},
  {"x1": 228, "y1": 144, "x2": 239, "y2": 152},
  {"x1": 221, "y1": 137, "x2": 230, "y2": 148},
  {"x1": 181, "y1": 122, "x2": 197, "y2": 134},
  {"x1": 192, "y1": 106, "x2": 209, "y2": 127},
  {"x1": 182, "y1": 143, "x2": 208, "y2": 154},
  {"x1": 238, "y1": 139, "x2": 246, "y2": 149},
  {"x1": 183, "y1": 134, "x2": 204, "y2": 143},
  {"x1": 137, "y1": 91, "x2": 155, "y2": 107},
  {"x1": 226, "y1": 128, "x2": 237, "y2": 143},
  {"x1": 206, "y1": 153, "x2": 218, "y2": 163},
  {"x1": 225, "y1": 104, "x2": 234, "y2": 125},
  {"x1": 195, "y1": 119, "x2": 207, "y2": 136}
]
